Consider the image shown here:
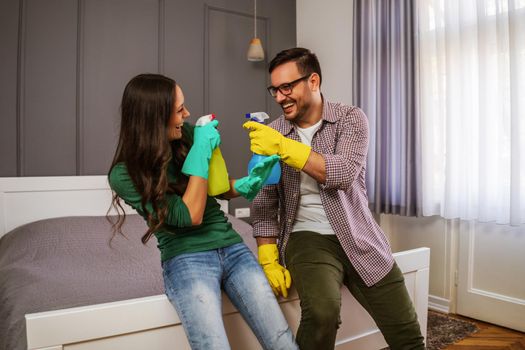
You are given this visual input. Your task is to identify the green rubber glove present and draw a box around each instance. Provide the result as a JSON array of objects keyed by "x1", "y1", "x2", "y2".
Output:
[
  {"x1": 182, "y1": 120, "x2": 221, "y2": 179},
  {"x1": 234, "y1": 155, "x2": 280, "y2": 201},
  {"x1": 258, "y1": 243, "x2": 292, "y2": 298}
]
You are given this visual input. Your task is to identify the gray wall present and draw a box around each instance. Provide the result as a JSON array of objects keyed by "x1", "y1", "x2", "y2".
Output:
[{"x1": 0, "y1": 0, "x2": 296, "y2": 213}]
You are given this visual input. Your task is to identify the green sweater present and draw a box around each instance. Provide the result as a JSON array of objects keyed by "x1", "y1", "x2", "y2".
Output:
[{"x1": 108, "y1": 132, "x2": 241, "y2": 262}]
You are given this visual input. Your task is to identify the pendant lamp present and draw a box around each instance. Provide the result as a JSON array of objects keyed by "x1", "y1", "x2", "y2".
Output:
[{"x1": 247, "y1": 0, "x2": 265, "y2": 61}]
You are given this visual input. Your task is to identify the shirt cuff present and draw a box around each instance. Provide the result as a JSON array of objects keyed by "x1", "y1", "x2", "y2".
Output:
[{"x1": 252, "y1": 220, "x2": 280, "y2": 238}]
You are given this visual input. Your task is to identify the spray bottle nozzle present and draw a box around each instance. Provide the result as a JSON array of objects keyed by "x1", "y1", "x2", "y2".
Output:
[
  {"x1": 246, "y1": 112, "x2": 270, "y2": 123},
  {"x1": 196, "y1": 114, "x2": 216, "y2": 126}
]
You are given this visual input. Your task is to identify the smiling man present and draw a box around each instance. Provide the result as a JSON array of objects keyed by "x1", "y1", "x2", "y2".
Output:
[{"x1": 243, "y1": 48, "x2": 425, "y2": 350}]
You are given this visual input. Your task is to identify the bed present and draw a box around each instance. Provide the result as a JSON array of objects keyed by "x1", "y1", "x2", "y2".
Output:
[{"x1": 0, "y1": 176, "x2": 430, "y2": 350}]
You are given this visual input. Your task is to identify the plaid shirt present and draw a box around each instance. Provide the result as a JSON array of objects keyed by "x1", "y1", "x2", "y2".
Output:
[{"x1": 252, "y1": 100, "x2": 394, "y2": 287}]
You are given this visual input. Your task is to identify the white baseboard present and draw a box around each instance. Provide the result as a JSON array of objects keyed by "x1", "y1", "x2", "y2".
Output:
[{"x1": 428, "y1": 295, "x2": 450, "y2": 313}]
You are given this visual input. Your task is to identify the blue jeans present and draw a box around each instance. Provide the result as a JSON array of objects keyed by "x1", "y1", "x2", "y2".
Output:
[{"x1": 162, "y1": 242, "x2": 298, "y2": 350}]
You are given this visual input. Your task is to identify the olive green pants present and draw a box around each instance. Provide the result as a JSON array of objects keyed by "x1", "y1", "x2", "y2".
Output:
[{"x1": 285, "y1": 231, "x2": 425, "y2": 350}]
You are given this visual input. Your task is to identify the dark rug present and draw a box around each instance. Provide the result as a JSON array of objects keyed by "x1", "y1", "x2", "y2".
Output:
[
  {"x1": 382, "y1": 310, "x2": 479, "y2": 350},
  {"x1": 425, "y1": 310, "x2": 479, "y2": 349}
]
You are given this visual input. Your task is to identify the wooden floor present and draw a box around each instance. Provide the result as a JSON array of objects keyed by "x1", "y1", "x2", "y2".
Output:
[{"x1": 444, "y1": 314, "x2": 525, "y2": 349}]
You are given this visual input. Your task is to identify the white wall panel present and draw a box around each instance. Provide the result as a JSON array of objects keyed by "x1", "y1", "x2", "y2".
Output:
[
  {"x1": 297, "y1": 0, "x2": 353, "y2": 105},
  {"x1": 381, "y1": 214, "x2": 454, "y2": 312}
]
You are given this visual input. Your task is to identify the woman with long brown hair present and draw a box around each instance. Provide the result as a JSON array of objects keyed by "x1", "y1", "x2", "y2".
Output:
[{"x1": 108, "y1": 73, "x2": 297, "y2": 349}]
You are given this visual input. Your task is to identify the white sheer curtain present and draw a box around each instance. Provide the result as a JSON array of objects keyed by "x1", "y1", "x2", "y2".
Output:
[{"x1": 417, "y1": 0, "x2": 525, "y2": 225}]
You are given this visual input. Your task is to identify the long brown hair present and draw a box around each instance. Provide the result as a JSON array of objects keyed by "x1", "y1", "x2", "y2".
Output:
[{"x1": 108, "y1": 73, "x2": 191, "y2": 243}]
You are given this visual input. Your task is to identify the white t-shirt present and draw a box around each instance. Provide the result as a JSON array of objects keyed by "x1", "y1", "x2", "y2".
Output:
[{"x1": 292, "y1": 120, "x2": 335, "y2": 235}]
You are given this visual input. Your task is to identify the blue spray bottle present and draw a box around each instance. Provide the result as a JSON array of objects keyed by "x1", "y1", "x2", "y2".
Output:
[{"x1": 246, "y1": 112, "x2": 281, "y2": 185}]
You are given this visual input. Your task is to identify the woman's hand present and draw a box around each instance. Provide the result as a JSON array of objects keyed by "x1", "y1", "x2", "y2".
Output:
[
  {"x1": 182, "y1": 120, "x2": 221, "y2": 179},
  {"x1": 181, "y1": 121, "x2": 222, "y2": 225},
  {"x1": 233, "y1": 155, "x2": 280, "y2": 201},
  {"x1": 194, "y1": 120, "x2": 221, "y2": 151}
]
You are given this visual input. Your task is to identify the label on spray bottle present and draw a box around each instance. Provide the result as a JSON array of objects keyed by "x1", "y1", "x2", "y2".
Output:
[
  {"x1": 246, "y1": 112, "x2": 281, "y2": 185},
  {"x1": 195, "y1": 114, "x2": 230, "y2": 196}
]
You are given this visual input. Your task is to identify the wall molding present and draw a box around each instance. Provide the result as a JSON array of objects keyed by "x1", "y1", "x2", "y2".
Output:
[
  {"x1": 76, "y1": 0, "x2": 85, "y2": 175},
  {"x1": 16, "y1": 0, "x2": 26, "y2": 176},
  {"x1": 428, "y1": 294, "x2": 451, "y2": 313}
]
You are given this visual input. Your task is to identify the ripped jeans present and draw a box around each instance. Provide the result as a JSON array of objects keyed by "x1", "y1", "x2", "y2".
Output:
[{"x1": 162, "y1": 242, "x2": 298, "y2": 350}]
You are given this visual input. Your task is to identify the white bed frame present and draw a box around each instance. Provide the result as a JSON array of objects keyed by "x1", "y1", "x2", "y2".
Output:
[{"x1": 0, "y1": 176, "x2": 429, "y2": 350}]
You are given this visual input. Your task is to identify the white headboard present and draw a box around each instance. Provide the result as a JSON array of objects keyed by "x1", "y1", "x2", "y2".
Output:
[{"x1": 0, "y1": 176, "x2": 228, "y2": 238}]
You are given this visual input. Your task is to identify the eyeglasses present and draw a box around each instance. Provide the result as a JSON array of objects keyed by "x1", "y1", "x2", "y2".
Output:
[{"x1": 267, "y1": 75, "x2": 310, "y2": 97}]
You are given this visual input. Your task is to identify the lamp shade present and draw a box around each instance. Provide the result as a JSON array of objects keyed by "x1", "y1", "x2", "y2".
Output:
[{"x1": 247, "y1": 38, "x2": 265, "y2": 61}]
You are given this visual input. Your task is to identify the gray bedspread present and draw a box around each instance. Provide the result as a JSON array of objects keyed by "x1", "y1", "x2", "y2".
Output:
[{"x1": 0, "y1": 213, "x2": 254, "y2": 350}]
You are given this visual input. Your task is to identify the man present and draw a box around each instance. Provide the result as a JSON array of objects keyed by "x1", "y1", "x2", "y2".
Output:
[{"x1": 243, "y1": 48, "x2": 425, "y2": 350}]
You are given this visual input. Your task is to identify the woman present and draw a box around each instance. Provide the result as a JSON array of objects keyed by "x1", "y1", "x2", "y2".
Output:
[{"x1": 108, "y1": 73, "x2": 297, "y2": 350}]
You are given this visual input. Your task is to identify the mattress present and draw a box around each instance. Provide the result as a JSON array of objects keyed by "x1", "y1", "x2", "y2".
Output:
[{"x1": 0, "y1": 213, "x2": 254, "y2": 350}]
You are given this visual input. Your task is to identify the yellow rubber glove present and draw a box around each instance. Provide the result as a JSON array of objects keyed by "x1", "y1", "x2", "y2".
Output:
[
  {"x1": 258, "y1": 243, "x2": 292, "y2": 298},
  {"x1": 243, "y1": 121, "x2": 311, "y2": 170}
]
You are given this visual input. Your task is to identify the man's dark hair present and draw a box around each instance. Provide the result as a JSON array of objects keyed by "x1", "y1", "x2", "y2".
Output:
[{"x1": 269, "y1": 47, "x2": 322, "y2": 86}]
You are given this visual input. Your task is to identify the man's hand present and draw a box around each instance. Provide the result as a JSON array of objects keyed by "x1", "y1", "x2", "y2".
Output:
[
  {"x1": 243, "y1": 121, "x2": 311, "y2": 170},
  {"x1": 258, "y1": 243, "x2": 292, "y2": 298}
]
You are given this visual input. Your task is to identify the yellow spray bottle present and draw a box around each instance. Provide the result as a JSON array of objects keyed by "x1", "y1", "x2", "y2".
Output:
[{"x1": 196, "y1": 114, "x2": 230, "y2": 196}]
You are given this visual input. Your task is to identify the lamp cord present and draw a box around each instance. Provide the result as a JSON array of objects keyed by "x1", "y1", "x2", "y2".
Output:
[{"x1": 254, "y1": 0, "x2": 257, "y2": 38}]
